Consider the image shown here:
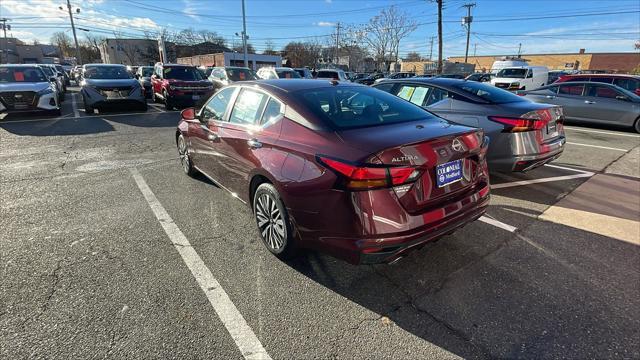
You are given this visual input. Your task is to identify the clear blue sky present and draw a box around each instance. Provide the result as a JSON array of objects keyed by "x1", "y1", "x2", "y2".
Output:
[{"x1": 2, "y1": 0, "x2": 639, "y2": 57}]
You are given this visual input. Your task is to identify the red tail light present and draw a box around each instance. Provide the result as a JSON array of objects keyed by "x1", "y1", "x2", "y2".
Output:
[
  {"x1": 488, "y1": 109, "x2": 552, "y2": 133},
  {"x1": 318, "y1": 156, "x2": 422, "y2": 190}
]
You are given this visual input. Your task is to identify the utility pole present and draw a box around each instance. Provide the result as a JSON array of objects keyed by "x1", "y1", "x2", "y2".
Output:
[
  {"x1": 436, "y1": 0, "x2": 443, "y2": 74},
  {"x1": 0, "y1": 18, "x2": 9, "y2": 64},
  {"x1": 63, "y1": 0, "x2": 82, "y2": 65},
  {"x1": 428, "y1": 35, "x2": 435, "y2": 61},
  {"x1": 241, "y1": 0, "x2": 248, "y2": 68},
  {"x1": 462, "y1": 2, "x2": 475, "y2": 63},
  {"x1": 517, "y1": 43, "x2": 522, "y2": 57},
  {"x1": 335, "y1": 22, "x2": 341, "y2": 66}
]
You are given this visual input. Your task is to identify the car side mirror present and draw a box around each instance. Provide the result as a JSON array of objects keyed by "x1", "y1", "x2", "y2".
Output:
[{"x1": 181, "y1": 107, "x2": 196, "y2": 121}]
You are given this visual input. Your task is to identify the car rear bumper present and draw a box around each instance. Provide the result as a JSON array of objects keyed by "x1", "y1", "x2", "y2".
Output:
[
  {"x1": 289, "y1": 181, "x2": 490, "y2": 265},
  {"x1": 488, "y1": 130, "x2": 566, "y2": 172}
]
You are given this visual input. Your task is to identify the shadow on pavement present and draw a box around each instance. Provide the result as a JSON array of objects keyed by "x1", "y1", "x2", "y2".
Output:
[
  {"x1": 105, "y1": 111, "x2": 179, "y2": 128},
  {"x1": 0, "y1": 117, "x2": 115, "y2": 136},
  {"x1": 285, "y1": 204, "x2": 640, "y2": 359}
]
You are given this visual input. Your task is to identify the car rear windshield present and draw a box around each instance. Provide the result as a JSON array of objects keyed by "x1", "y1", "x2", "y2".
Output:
[
  {"x1": 452, "y1": 81, "x2": 525, "y2": 104},
  {"x1": 276, "y1": 70, "x2": 301, "y2": 79},
  {"x1": 317, "y1": 71, "x2": 339, "y2": 79},
  {"x1": 295, "y1": 86, "x2": 437, "y2": 130},
  {"x1": 0, "y1": 67, "x2": 47, "y2": 83},
  {"x1": 84, "y1": 66, "x2": 132, "y2": 79},
  {"x1": 141, "y1": 67, "x2": 153, "y2": 77},
  {"x1": 497, "y1": 68, "x2": 527, "y2": 78},
  {"x1": 164, "y1": 67, "x2": 205, "y2": 81},
  {"x1": 227, "y1": 68, "x2": 257, "y2": 81}
]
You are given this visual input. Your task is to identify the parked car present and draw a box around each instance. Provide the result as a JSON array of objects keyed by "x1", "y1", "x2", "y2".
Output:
[
  {"x1": 373, "y1": 78, "x2": 565, "y2": 172},
  {"x1": 135, "y1": 66, "x2": 154, "y2": 98},
  {"x1": 465, "y1": 73, "x2": 493, "y2": 82},
  {"x1": 547, "y1": 70, "x2": 570, "y2": 84},
  {"x1": 151, "y1": 63, "x2": 215, "y2": 110},
  {"x1": 80, "y1": 64, "x2": 147, "y2": 114},
  {"x1": 54, "y1": 64, "x2": 70, "y2": 87},
  {"x1": 315, "y1": 69, "x2": 350, "y2": 82},
  {"x1": 491, "y1": 66, "x2": 549, "y2": 91},
  {"x1": 519, "y1": 81, "x2": 640, "y2": 133},
  {"x1": 256, "y1": 67, "x2": 301, "y2": 79},
  {"x1": 373, "y1": 72, "x2": 416, "y2": 84},
  {"x1": 175, "y1": 80, "x2": 490, "y2": 264},
  {"x1": 554, "y1": 74, "x2": 640, "y2": 97},
  {"x1": 207, "y1": 66, "x2": 257, "y2": 91},
  {"x1": 294, "y1": 68, "x2": 313, "y2": 79},
  {"x1": 71, "y1": 65, "x2": 82, "y2": 85},
  {"x1": 350, "y1": 73, "x2": 369, "y2": 82},
  {"x1": 37, "y1": 64, "x2": 65, "y2": 103},
  {"x1": 0, "y1": 64, "x2": 61, "y2": 116},
  {"x1": 435, "y1": 74, "x2": 466, "y2": 79},
  {"x1": 354, "y1": 72, "x2": 384, "y2": 85}
]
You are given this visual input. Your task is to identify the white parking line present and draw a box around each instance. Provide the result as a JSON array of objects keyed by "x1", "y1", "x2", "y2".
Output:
[
  {"x1": 149, "y1": 103, "x2": 167, "y2": 113},
  {"x1": 71, "y1": 92, "x2": 79, "y2": 118},
  {"x1": 566, "y1": 142, "x2": 628, "y2": 152},
  {"x1": 130, "y1": 169, "x2": 271, "y2": 360},
  {"x1": 543, "y1": 163, "x2": 594, "y2": 175},
  {"x1": 563, "y1": 126, "x2": 640, "y2": 138},
  {"x1": 479, "y1": 215, "x2": 517, "y2": 233},
  {"x1": 3, "y1": 111, "x2": 174, "y2": 124},
  {"x1": 492, "y1": 164, "x2": 595, "y2": 189}
]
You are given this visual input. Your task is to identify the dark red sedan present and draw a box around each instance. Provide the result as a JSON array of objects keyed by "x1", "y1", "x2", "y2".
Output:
[{"x1": 175, "y1": 80, "x2": 491, "y2": 264}]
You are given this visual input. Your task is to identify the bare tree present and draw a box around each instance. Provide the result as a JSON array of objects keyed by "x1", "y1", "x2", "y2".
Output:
[
  {"x1": 232, "y1": 43, "x2": 256, "y2": 54},
  {"x1": 51, "y1": 32, "x2": 73, "y2": 57},
  {"x1": 357, "y1": 5, "x2": 416, "y2": 71},
  {"x1": 404, "y1": 51, "x2": 422, "y2": 61},
  {"x1": 197, "y1": 29, "x2": 225, "y2": 46},
  {"x1": 262, "y1": 40, "x2": 278, "y2": 55},
  {"x1": 283, "y1": 41, "x2": 322, "y2": 68},
  {"x1": 120, "y1": 42, "x2": 140, "y2": 65}
]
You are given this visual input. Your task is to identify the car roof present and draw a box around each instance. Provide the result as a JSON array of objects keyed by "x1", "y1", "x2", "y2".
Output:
[
  {"x1": 377, "y1": 77, "x2": 470, "y2": 87},
  {"x1": 1, "y1": 64, "x2": 41, "y2": 68},
  {"x1": 242, "y1": 79, "x2": 365, "y2": 92},
  {"x1": 563, "y1": 73, "x2": 639, "y2": 79},
  {"x1": 84, "y1": 63, "x2": 126, "y2": 67}
]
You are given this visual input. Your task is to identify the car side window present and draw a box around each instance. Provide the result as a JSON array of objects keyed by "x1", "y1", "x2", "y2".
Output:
[
  {"x1": 374, "y1": 82, "x2": 395, "y2": 93},
  {"x1": 395, "y1": 85, "x2": 432, "y2": 106},
  {"x1": 424, "y1": 87, "x2": 449, "y2": 106},
  {"x1": 229, "y1": 89, "x2": 269, "y2": 125},
  {"x1": 261, "y1": 98, "x2": 284, "y2": 125},
  {"x1": 202, "y1": 87, "x2": 236, "y2": 122},
  {"x1": 558, "y1": 84, "x2": 584, "y2": 96},
  {"x1": 613, "y1": 78, "x2": 639, "y2": 92},
  {"x1": 586, "y1": 84, "x2": 619, "y2": 99},
  {"x1": 591, "y1": 77, "x2": 613, "y2": 84}
]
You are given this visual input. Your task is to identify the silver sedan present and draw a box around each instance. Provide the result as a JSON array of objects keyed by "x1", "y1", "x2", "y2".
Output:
[
  {"x1": 373, "y1": 78, "x2": 566, "y2": 172},
  {"x1": 519, "y1": 81, "x2": 640, "y2": 133}
]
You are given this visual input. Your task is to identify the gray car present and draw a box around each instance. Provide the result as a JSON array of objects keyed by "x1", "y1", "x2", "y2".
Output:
[
  {"x1": 135, "y1": 66, "x2": 154, "y2": 98},
  {"x1": 80, "y1": 64, "x2": 147, "y2": 114},
  {"x1": 0, "y1": 64, "x2": 61, "y2": 116},
  {"x1": 373, "y1": 78, "x2": 566, "y2": 172},
  {"x1": 519, "y1": 82, "x2": 640, "y2": 133}
]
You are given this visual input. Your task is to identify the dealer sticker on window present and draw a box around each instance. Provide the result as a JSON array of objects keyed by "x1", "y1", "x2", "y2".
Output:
[{"x1": 436, "y1": 159, "x2": 463, "y2": 188}]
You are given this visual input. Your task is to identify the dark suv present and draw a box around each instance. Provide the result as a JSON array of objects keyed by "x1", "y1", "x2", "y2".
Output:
[{"x1": 150, "y1": 63, "x2": 214, "y2": 110}]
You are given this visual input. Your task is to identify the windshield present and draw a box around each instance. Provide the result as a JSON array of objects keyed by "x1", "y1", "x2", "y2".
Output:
[
  {"x1": 84, "y1": 66, "x2": 132, "y2": 79},
  {"x1": 40, "y1": 66, "x2": 54, "y2": 76},
  {"x1": 295, "y1": 86, "x2": 437, "y2": 130},
  {"x1": 228, "y1": 68, "x2": 257, "y2": 81},
  {"x1": 141, "y1": 67, "x2": 153, "y2": 77},
  {"x1": 0, "y1": 66, "x2": 48, "y2": 83},
  {"x1": 164, "y1": 67, "x2": 205, "y2": 81},
  {"x1": 276, "y1": 70, "x2": 301, "y2": 79},
  {"x1": 497, "y1": 68, "x2": 527, "y2": 78},
  {"x1": 452, "y1": 81, "x2": 525, "y2": 104}
]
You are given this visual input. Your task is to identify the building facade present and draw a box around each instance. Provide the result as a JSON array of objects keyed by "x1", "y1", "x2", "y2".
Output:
[
  {"x1": 99, "y1": 38, "x2": 160, "y2": 66},
  {"x1": 177, "y1": 52, "x2": 282, "y2": 70}
]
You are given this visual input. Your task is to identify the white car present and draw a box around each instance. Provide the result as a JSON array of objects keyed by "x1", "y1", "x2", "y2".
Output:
[
  {"x1": 0, "y1": 64, "x2": 61, "y2": 116},
  {"x1": 256, "y1": 67, "x2": 301, "y2": 79},
  {"x1": 491, "y1": 66, "x2": 549, "y2": 91}
]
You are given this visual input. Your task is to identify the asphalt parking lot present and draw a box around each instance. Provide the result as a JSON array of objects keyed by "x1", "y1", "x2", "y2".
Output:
[{"x1": 1, "y1": 87, "x2": 639, "y2": 359}]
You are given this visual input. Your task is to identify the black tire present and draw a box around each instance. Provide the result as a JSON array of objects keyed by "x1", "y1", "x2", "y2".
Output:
[
  {"x1": 164, "y1": 91, "x2": 174, "y2": 110},
  {"x1": 83, "y1": 98, "x2": 93, "y2": 114},
  {"x1": 634, "y1": 117, "x2": 640, "y2": 134},
  {"x1": 152, "y1": 90, "x2": 158, "y2": 103},
  {"x1": 139, "y1": 102, "x2": 148, "y2": 112},
  {"x1": 177, "y1": 134, "x2": 196, "y2": 177},
  {"x1": 253, "y1": 183, "x2": 297, "y2": 260}
]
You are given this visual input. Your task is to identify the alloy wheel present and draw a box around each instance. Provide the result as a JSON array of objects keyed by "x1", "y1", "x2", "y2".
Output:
[
  {"x1": 177, "y1": 136, "x2": 190, "y2": 173},
  {"x1": 255, "y1": 193, "x2": 286, "y2": 251}
]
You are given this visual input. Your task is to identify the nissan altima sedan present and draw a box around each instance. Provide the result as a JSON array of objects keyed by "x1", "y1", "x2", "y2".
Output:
[
  {"x1": 519, "y1": 81, "x2": 640, "y2": 133},
  {"x1": 175, "y1": 79, "x2": 491, "y2": 264},
  {"x1": 373, "y1": 78, "x2": 566, "y2": 172}
]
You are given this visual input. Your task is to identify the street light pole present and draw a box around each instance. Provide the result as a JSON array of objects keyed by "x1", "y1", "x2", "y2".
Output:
[
  {"x1": 64, "y1": 0, "x2": 82, "y2": 65},
  {"x1": 462, "y1": 3, "x2": 476, "y2": 64},
  {"x1": 241, "y1": 0, "x2": 248, "y2": 68}
]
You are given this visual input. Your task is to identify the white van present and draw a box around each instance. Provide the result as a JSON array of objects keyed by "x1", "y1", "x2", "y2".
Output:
[
  {"x1": 490, "y1": 66, "x2": 549, "y2": 91},
  {"x1": 490, "y1": 58, "x2": 528, "y2": 74}
]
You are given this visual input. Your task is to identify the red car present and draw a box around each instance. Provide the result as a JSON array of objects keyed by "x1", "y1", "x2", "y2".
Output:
[
  {"x1": 555, "y1": 74, "x2": 640, "y2": 96},
  {"x1": 175, "y1": 80, "x2": 491, "y2": 264},
  {"x1": 150, "y1": 63, "x2": 214, "y2": 110}
]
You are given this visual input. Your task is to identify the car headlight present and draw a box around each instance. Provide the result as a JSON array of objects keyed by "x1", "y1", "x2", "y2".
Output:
[{"x1": 38, "y1": 87, "x2": 55, "y2": 95}]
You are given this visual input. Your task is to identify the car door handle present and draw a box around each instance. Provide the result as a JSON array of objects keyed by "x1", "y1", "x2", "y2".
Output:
[
  {"x1": 584, "y1": 100, "x2": 595, "y2": 104},
  {"x1": 247, "y1": 139, "x2": 262, "y2": 149},
  {"x1": 545, "y1": 95, "x2": 556, "y2": 99},
  {"x1": 207, "y1": 132, "x2": 218, "y2": 141}
]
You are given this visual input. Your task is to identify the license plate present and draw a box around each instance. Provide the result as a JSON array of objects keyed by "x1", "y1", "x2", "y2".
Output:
[
  {"x1": 436, "y1": 159, "x2": 463, "y2": 188},
  {"x1": 546, "y1": 121, "x2": 558, "y2": 138},
  {"x1": 192, "y1": 95, "x2": 200, "y2": 100}
]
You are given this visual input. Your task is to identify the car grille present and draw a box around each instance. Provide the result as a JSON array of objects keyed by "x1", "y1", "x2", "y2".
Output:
[
  {"x1": 494, "y1": 83, "x2": 510, "y2": 89},
  {"x1": 97, "y1": 86, "x2": 133, "y2": 98},
  {"x1": 0, "y1": 91, "x2": 38, "y2": 110}
]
